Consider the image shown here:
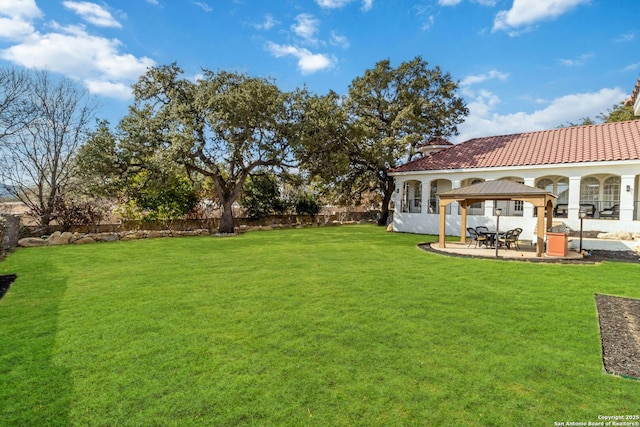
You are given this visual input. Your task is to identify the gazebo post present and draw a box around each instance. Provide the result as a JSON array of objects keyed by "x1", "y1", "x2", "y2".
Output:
[
  {"x1": 438, "y1": 203, "x2": 447, "y2": 248},
  {"x1": 536, "y1": 206, "x2": 546, "y2": 257},
  {"x1": 459, "y1": 201, "x2": 467, "y2": 244}
]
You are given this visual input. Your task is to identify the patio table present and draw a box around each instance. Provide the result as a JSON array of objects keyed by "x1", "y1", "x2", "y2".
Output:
[{"x1": 478, "y1": 230, "x2": 505, "y2": 248}]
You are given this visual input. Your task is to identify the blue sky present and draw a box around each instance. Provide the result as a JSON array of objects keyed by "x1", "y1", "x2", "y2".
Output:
[{"x1": 1, "y1": 0, "x2": 638, "y2": 142}]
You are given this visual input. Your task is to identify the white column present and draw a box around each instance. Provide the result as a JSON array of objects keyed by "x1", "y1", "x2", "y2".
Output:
[
  {"x1": 451, "y1": 180, "x2": 461, "y2": 216},
  {"x1": 523, "y1": 178, "x2": 535, "y2": 218},
  {"x1": 568, "y1": 176, "x2": 582, "y2": 220},
  {"x1": 484, "y1": 179, "x2": 495, "y2": 217},
  {"x1": 620, "y1": 175, "x2": 635, "y2": 222},
  {"x1": 421, "y1": 179, "x2": 430, "y2": 214}
]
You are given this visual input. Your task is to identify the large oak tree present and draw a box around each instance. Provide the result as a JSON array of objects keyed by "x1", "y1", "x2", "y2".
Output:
[
  {"x1": 311, "y1": 57, "x2": 468, "y2": 225},
  {"x1": 119, "y1": 64, "x2": 305, "y2": 233}
]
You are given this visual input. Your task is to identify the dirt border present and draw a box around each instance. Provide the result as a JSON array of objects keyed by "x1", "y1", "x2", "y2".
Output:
[
  {"x1": 595, "y1": 294, "x2": 640, "y2": 380},
  {"x1": 418, "y1": 243, "x2": 640, "y2": 264}
]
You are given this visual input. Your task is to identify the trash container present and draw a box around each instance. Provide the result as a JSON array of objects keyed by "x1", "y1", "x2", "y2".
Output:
[{"x1": 546, "y1": 232, "x2": 569, "y2": 257}]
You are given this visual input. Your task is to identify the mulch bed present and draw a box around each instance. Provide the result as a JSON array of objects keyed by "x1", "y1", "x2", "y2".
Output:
[
  {"x1": 420, "y1": 242, "x2": 640, "y2": 264},
  {"x1": 585, "y1": 250, "x2": 640, "y2": 264},
  {"x1": 596, "y1": 294, "x2": 640, "y2": 379},
  {"x1": 0, "y1": 274, "x2": 17, "y2": 300}
]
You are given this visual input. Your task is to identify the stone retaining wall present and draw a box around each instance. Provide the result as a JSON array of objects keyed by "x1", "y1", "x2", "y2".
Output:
[{"x1": 17, "y1": 220, "x2": 369, "y2": 247}]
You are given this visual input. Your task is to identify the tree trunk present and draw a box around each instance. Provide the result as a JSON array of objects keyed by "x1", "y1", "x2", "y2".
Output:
[
  {"x1": 377, "y1": 176, "x2": 394, "y2": 226},
  {"x1": 218, "y1": 200, "x2": 236, "y2": 234}
]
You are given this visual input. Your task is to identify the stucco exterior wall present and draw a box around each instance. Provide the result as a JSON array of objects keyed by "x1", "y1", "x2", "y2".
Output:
[{"x1": 390, "y1": 160, "x2": 640, "y2": 241}]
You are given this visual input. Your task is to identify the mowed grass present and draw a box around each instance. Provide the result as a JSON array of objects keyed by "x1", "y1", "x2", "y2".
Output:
[{"x1": 1, "y1": 225, "x2": 639, "y2": 426}]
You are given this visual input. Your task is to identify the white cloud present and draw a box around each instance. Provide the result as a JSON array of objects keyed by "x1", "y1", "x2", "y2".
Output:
[
  {"x1": 0, "y1": 16, "x2": 36, "y2": 39},
  {"x1": 0, "y1": 0, "x2": 42, "y2": 19},
  {"x1": 62, "y1": 1, "x2": 122, "y2": 28},
  {"x1": 622, "y1": 63, "x2": 640, "y2": 72},
  {"x1": 615, "y1": 32, "x2": 636, "y2": 43},
  {"x1": 1, "y1": 23, "x2": 155, "y2": 99},
  {"x1": 460, "y1": 69, "x2": 509, "y2": 87},
  {"x1": 330, "y1": 31, "x2": 349, "y2": 48},
  {"x1": 192, "y1": 1, "x2": 212, "y2": 13},
  {"x1": 493, "y1": 0, "x2": 589, "y2": 34},
  {"x1": 292, "y1": 13, "x2": 319, "y2": 44},
  {"x1": 0, "y1": 0, "x2": 42, "y2": 39},
  {"x1": 421, "y1": 14, "x2": 435, "y2": 31},
  {"x1": 84, "y1": 79, "x2": 132, "y2": 99},
  {"x1": 454, "y1": 87, "x2": 628, "y2": 142},
  {"x1": 316, "y1": 0, "x2": 372, "y2": 11},
  {"x1": 439, "y1": 0, "x2": 495, "y2": 6},
  {"x1": 0, "y1": 2, "x2": 155, "y2": 99},
  {"x1": 558, "y1": 53, "x2": 594, "y2": 67},
  {"x1": 254, "y1": 14, "x2": 279, "y2": 31},
  {"x1": 266, "y1": 42, "x2": 334, "y2": 74}
]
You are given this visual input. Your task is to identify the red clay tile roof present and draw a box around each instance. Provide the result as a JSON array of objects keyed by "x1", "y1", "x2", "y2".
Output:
[
  {"x1": 390, "y1": 119, "x2": 640, "y2": 173},
  {"x1": 625, "y1": 77, "x2": 640, "y2": 107}
]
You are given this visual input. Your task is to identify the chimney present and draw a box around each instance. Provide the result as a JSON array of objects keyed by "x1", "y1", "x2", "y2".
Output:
[{"x1": 418, "y1": 136, "x2": 453, "y2": 157}]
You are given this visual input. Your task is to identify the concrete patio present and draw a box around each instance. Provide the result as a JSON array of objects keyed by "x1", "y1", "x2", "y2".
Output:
[{"x1": 425, "y1": 237, "x2": 640, "y2": 261}]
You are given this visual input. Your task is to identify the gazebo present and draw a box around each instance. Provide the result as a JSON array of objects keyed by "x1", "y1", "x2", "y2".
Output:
[{"x1": 436, "y1": 180, "x2": 557, "y2": 257}]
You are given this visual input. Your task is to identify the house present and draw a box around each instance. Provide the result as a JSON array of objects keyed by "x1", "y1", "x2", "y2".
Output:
[{"x1": 388, "y1": 119, "x2": 640, "y2": 242}]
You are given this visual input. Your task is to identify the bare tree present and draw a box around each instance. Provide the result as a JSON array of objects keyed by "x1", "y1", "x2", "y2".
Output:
[
  {"x1": 0, "y1": 67, "x2": 34, "y2": 141},
  {"x1": 0, "y1": 69, "x2": 96, "y2": 228}
]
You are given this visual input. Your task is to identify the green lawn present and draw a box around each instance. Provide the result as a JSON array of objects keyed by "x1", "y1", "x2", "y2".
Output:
[{"x1": 1, "y1": 225, "x2": 638, "y2": 426}]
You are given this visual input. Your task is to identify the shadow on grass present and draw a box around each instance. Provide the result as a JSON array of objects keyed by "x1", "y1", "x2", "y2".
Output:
[
  {"x1": 0, "y1": 273, "x2": 17, "y2": 299},
  {"x1": 0, "y1": 255, "x2": 73, "y2": 426}
]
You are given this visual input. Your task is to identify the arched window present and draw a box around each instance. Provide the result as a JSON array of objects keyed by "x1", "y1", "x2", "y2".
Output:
[
  {"x1": 580, "y1": 177, "x2": 600, "y2": 203},
  {"x1": 429, "y1": 179, "x2": 452, "y2": 214},
  {"x1": 556, "y1": 178, "x2": 569, "y2": 204},
  {"x1": 536, "y1": 178, "x2": 553, "y2": 193},
  {"x1": 401, "y1": 180, "x2": 422, "y2": 213},
  {"x1": 603, "y1": 176, "x2": 620, "y2": 206}
]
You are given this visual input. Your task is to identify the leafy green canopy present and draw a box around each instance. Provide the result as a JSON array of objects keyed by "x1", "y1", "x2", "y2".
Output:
[
  {"x1": 80, "y1": 64, "x2": 308, "y2": 233},
  {"x1": 298, "y1": 57, "x2": 468, "y2": 225}
]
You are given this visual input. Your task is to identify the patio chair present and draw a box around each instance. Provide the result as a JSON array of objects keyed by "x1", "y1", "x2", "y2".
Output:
[
  {"x1": 467, "y1": 227, "x2": 488, "y2": 248},
  {"x1": 498, "y1": 229, "x2": 518, "y2": 250},
  {"x1": 476, "y1": 225, "x2": 490, "y2": 234},
  {"x1": 599, "y1": 204, "x2": 619, "y2": 219},
  {"x1": 512, "y1": 228, "x2": 522, "y2": 249}
]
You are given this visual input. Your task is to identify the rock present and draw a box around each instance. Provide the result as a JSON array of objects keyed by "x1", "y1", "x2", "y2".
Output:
[
  {"x1": 93, "y1": 233, "x2": 119, "y2": 242},
  {"x1": 121, "y1": 231, "x2": 146, "y2": 240},
  {"x1": 147, "y1": 230, "x2": 165, "y2": 239},
  {"x1": 70, "y1": 232, "x2": 85, "y2": 243},
  {"x1": 48, "y1": 231, "x2": 73, "y2": 245},
  {"x1": 18, "y1": 237, "x2": 48, "y2": 247},
  {"x1": 73, "y1": 236, "x2": 96, "y2": 244},
  {"x1": 597, "y1": 231, "x2": 634, "y2": 240}
]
